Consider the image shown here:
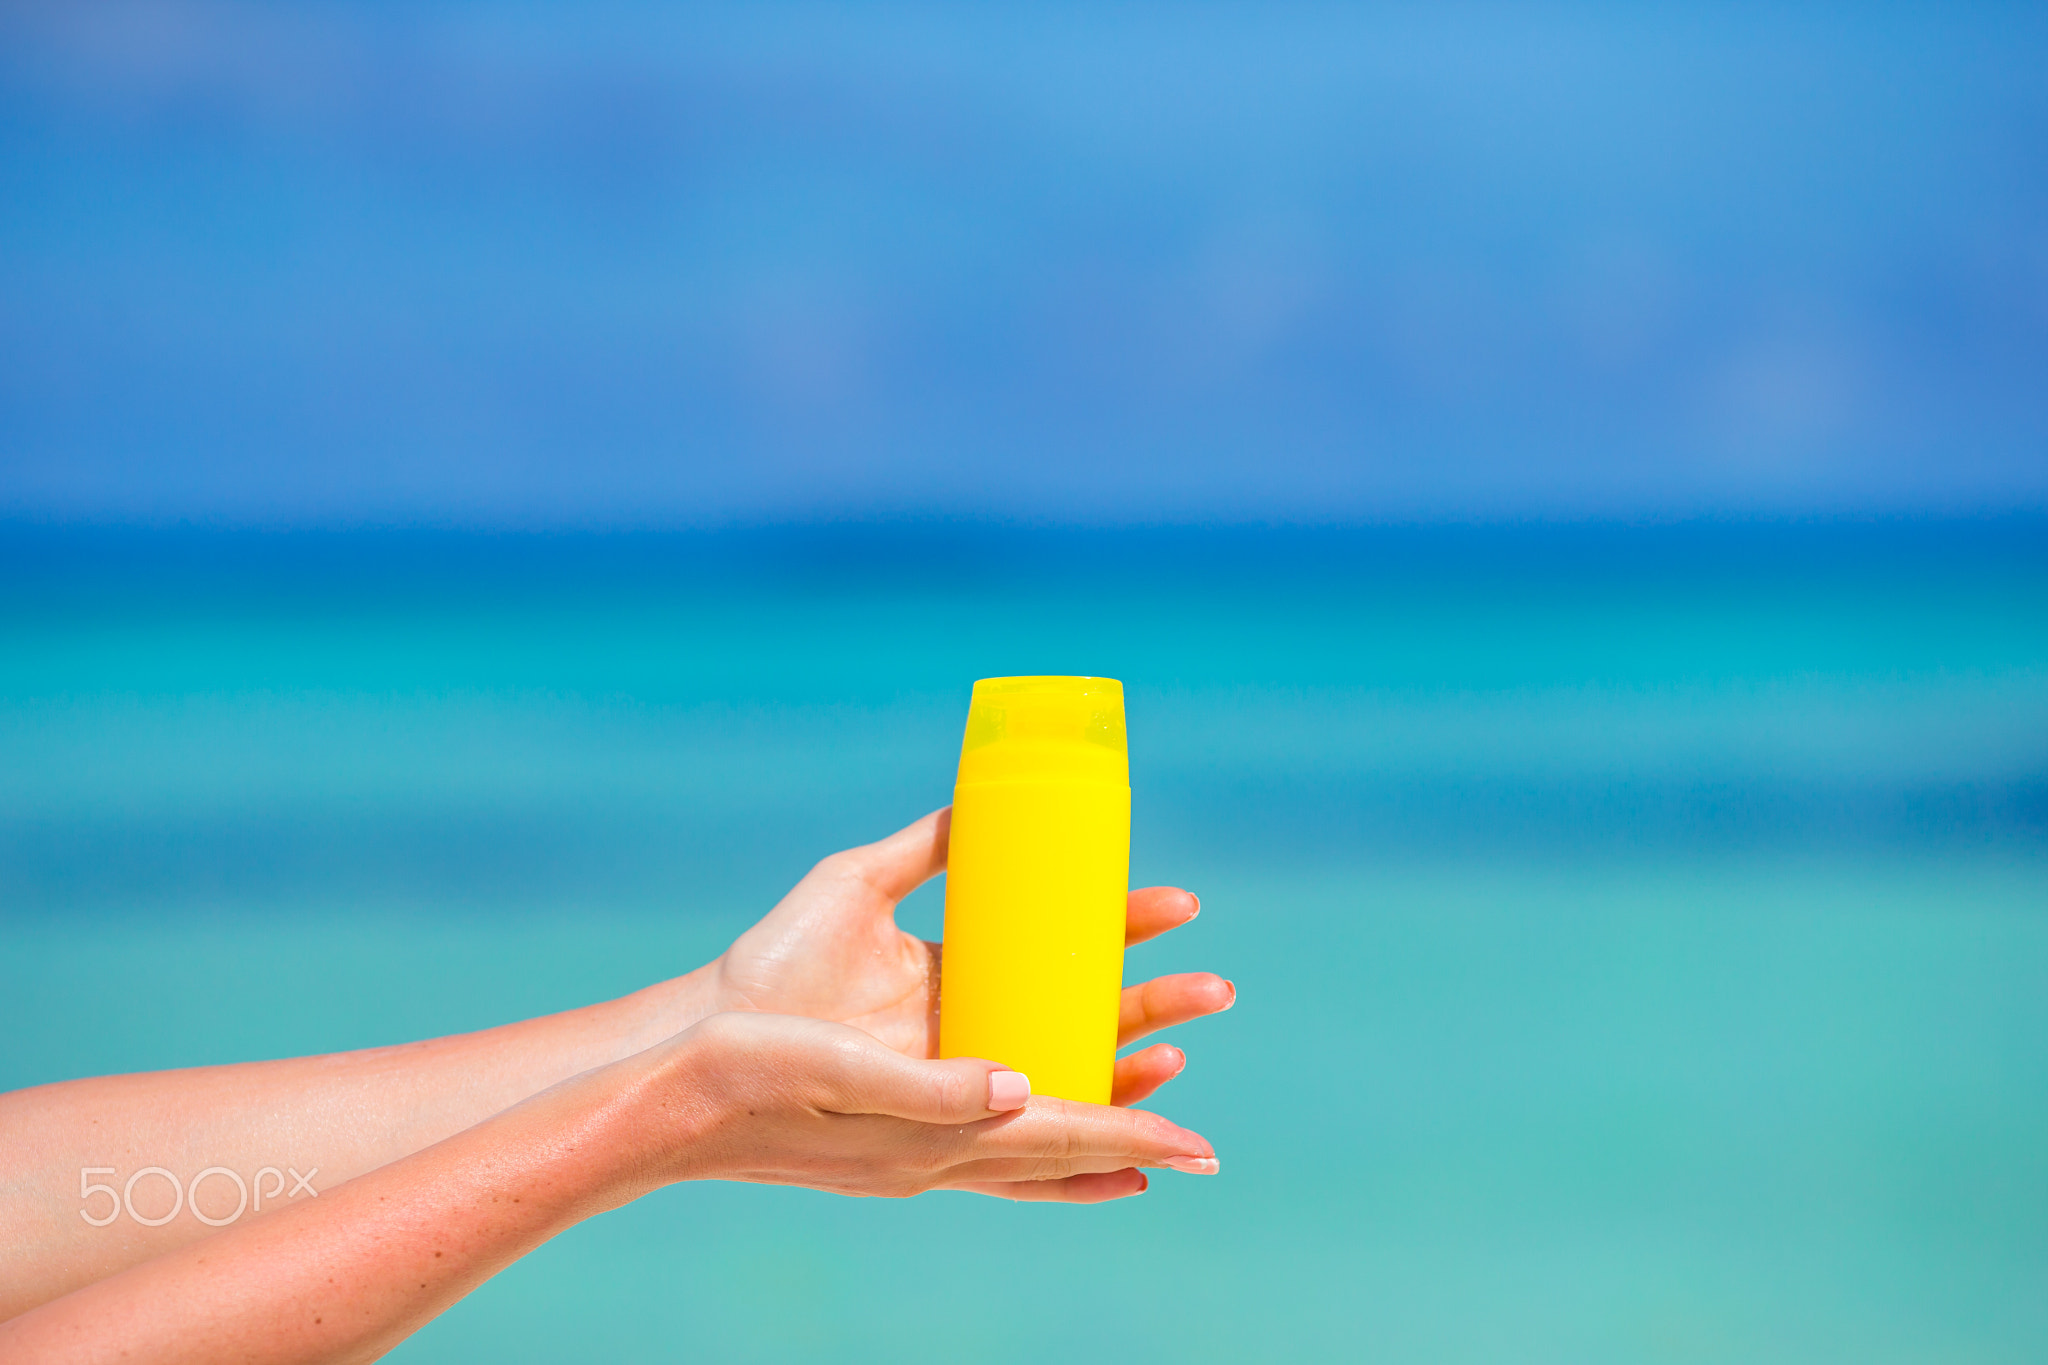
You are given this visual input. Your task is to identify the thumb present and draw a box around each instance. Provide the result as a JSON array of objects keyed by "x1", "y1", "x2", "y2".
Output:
[
  {"x1": 813, "y1": 1026, "x2": 1030, "y2": 1123},
  {"x1": 835, "y1": 806, "x2": 951, "y2": 904}
]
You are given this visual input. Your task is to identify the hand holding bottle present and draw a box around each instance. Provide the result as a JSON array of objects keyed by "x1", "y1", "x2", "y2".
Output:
[
  {"x1": 710, "y1": 807, "x2": 1235, "y2": 1108},
  {"x1": 0, "y1": 1009, "x2": 1219, "y2": 1364},
  {"x1": 616, "y1": 1010, "x2": 1221, "y2": 1202}
]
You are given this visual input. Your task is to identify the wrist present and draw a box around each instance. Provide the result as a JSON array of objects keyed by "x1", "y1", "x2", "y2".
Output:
[
  {"x1": 604, "y1": 961, "x2": 728, "y2": 1060},
  {"x1": 587, "y1": 1018, "x2": 737, "y2": 1199}
]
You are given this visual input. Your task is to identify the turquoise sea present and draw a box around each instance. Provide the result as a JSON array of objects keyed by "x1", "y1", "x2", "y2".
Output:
[{"x1": 3, "y1": 521, "x2": 2045, "y2": 1362}]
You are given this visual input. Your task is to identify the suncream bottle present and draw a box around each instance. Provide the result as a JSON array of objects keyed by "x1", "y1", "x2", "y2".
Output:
[{"x1": 938, "y1": 675, "x2": 1130, "y2": 1104}]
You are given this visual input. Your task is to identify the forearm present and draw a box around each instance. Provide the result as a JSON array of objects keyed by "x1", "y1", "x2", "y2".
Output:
[
  {"x1": 0, "y1": 1009, "x2": 1219, "y2": 1363},
  {"x1": 0, "y1": 1056, "x2": 662, "y2": 1365},
  {"x1": 0, "y1": 962, "x2": 722, "y2": 1318}
]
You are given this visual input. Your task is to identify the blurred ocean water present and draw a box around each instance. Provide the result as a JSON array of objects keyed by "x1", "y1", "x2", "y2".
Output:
[{"x1": 3, "y1": 520, "x2": 2045, "y2": 1362}]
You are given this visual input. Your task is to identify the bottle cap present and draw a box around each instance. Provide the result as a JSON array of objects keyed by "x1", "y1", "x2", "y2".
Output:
[{"x1": 955, "y1": 675, "x2": 1128, "y2": 785}]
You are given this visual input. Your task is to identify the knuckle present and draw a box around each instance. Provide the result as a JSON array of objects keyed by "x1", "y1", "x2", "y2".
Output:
[
  {"x1": 908, "y1": 1127, "x2": 955, "y2": 1176},
  {"x1": 1027, "y1": 1103, "x2": 1083, "y2": 1163},
  {"x1": 816, "y1": 847, "x2": 873, "y2": 883},
  {"x1": 935, "y1": 1068, "x2": 971, "y2": 1119},
  {"x1": 801, "y1": 851, "x2": 849, "y2": 890}
]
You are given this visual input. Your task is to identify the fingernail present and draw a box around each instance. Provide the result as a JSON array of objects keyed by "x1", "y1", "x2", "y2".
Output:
[
  {"x1": 1134, "y1": 1173, "x2": 1150, "y2": 1195},
  {"x1": 1222, "y1": 980, "x2": 1237, "y2": 1010},
  {"x1": 1165, "y1": 1155, "x2": 1220, "y2": 1175},
  {"x1": 987, "y1": 1069, "x2": 1030, "y2": 1111},
  {"x1": 1186, "y1": 893, "x2": 1202, "y2": 920}
]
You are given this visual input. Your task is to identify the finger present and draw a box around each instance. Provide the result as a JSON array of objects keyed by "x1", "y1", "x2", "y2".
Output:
[
  {"x1": 1111, "y1": 1044, "x2": 1185, "y2": 1108},
  {"x1": 955, "y1": 1170, "x2": 1148, "y2": 1203},
  {"x1": 801, "y1": 1019, "x2": 1029, "y2": 1124},
  {"x1": 951, "y1": 1095, "x2": 1214, "y2": 1173},
  {"x1": 942, "y1": 1152, "x2": 1165, "y2": 1183},
  {"x1": 1118, "y1": 972, "x2": 1235, "y2": 1048},
  {"x1": 943, "y1": 1148, "x2": 1217, "y2": 1183},
  {"x1": 1125, "y1": 887, "x2": 1200, "y2": 946},
  {"x1": 833, "y1": 807, "x2": 952, "y2": 904},
  {"x1": 809, "y1": 1024, "x2": 1217, "y2": 1177}
]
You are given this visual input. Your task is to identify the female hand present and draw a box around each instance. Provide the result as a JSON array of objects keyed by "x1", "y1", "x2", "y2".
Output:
[
  {"x1": 709, "y1": 809, "x2": 1234, "y2": 1108},
  {"x1": 0, "y1": 1011, "x2": 1220, "y2": 1365},
  {"x1": 0, "y1": 809, "x2": 1229, "y2": 1320},
  {"x1": 633, "y1": 1010, "x2": 1221, "y2": 1203}
]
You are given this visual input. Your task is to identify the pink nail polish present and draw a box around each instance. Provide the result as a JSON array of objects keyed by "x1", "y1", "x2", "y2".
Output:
[
  {"x1": 987, "y1": 1069, "x2": 1031, "y2": 1111},
  {"x1": 1165, "y1": 1155, "x2": 1220, "y2": 1175}
]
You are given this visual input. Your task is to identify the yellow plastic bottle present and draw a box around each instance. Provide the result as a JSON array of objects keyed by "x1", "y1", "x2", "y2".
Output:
[{"x1": 938, "y1": 675, "x2": 1130, "y2": 1104}]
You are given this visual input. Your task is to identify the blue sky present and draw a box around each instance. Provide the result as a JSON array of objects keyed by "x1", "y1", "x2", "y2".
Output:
[{"x1": 2, "y1": 2, "x2": 2045, "y2": 526}]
